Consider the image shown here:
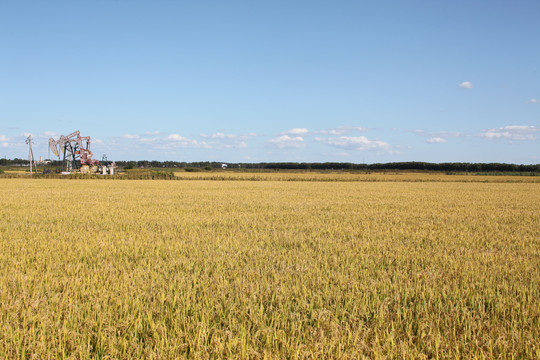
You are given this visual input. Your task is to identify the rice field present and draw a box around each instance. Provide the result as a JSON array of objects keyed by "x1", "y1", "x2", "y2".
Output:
[
  {"x1": 0, "y1": 176, "x2": 539, "y2": 359},
  {"x1": 172, "y1": 170, "x2": 540, "y2": 183}
]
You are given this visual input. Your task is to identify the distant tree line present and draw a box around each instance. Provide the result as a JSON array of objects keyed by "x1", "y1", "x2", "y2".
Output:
[
  {"x1": 2, "y1": 158, "x2": 538, "y2": 172},
  {"x1": 0, "y1": 158, "x2": 63, "y2": 166},
  {"x1": 109, "y1": 160, "x2": 540, "y2": 172}
]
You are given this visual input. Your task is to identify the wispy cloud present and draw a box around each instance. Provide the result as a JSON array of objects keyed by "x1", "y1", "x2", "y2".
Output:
[
  {"x1": 26, "y1": 131, "x2": 69, "y2": 140},
  {"x1": 315, "y1": 136, "x2": 392, "y2": 152},
  {"x1": 116, "y1": 132, "x2": 210, "y2": 150},
  {"x1": 282, "y1": 128, "x2": 309, "y2": 135},
  {"x1": 280, "y1": 126, "x2": 368, "y2": 137},
  {"x1": 167, "y1": 134, "x2": 191, "y2": 141},
  {"x1": 459, "y1": 81, "x2": 474, "y2": 89},
  {"x1": 200, "y1": 132, "x2": 255, "y2": 140},
  {"x1": 43, "y1": 131, "x2": 60, "y2": 137},
  {"x1": 480, "y1": 125, "x2": 539, "y2": 141},
  {"x1": 8, "y1": 131, "x2": 64, "y2": 149},
  {"x1": 316, "y1": 126, "x2": 367, "y2": 135},
  {"x1": 412, "y1": 126, "x2": 540, "y2": 143},
  {"x1": 0, "y1": 134, "x2": 10, "y2": 148},
  {"x1": 267, "y1": 135, "x2": 306, "y2": 149},
  {"x1": 426, "y1": 137, "x2": 447, "y2": 144},
  {"x1": 200, "y1": 132, "x2": 237, "y2": 139},
  {"x1": 166, "y1": 134, "x2": 208, "y2": 148},
  {"x1": 199, "y1": 132, "x2": 254, "y2": 149},
  {"x1": 410, "y1": 129, "x2": 465, "y2": 139},
  {"x1": 526, "y1": 98, "x2": 538, "y2": 104}
]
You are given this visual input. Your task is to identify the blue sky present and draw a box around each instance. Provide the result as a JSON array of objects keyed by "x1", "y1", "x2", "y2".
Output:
[{"x1": 1, "y1": 0, "x2": 538, "y2": 163}]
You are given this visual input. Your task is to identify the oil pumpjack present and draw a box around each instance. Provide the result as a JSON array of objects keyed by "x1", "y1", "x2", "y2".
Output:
[{"x1": 49, "y1": 130, "x2": 112, "y2": 174}]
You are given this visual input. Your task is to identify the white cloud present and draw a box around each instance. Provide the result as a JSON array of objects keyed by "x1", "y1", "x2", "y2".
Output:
[
  {"x1": 0, "y1": 135, "x2": 9, "y2": 142},
  {"x1": 480, "y1": 125, "x2": 539, "y2": 141},
  {"x1": 411, "y1": 129, "x2": 465, "y2": 138},
  {"x1": 316, "y1": 136, "x2": 392, "y2": 152},
  {"x1": 200, "y1": 132, "x2": 256, "y2": 140},
  {"x1": 267, "y1": 135, "x2": 305, "y2": 149},
  {"x1": 203, "y1": 133, "x2": 228, "y2": 139},
  {"x1": 139, "y1": 137, "x2": 159, "y2": 143},
  {"x1": 1, "y1": 142, "x2": 8, "y2": 148},
  {"x1": 283, "y1": 128, "x2": 309, "y2": 135},
  {"x1": 459, "y1": 81, "x2": 474, "y2": 89},
  {"x1": 317, "y1": 126, "x2": 367, "y2": 135},
  {"x1": 35, "y1": 131, "x2": 71, "y2": 139},
  {"x1": 206, "y1": 140, "x2": 248, "y2": 149},
  {"x1": 167, "y1": 134, "x2": 192, "y2": 142},
  {"x1": 118, "y1": 132, "x2": 210, "y2": 150},
  {"x1": 280, "y1": 126, "x2": 367, "y2": 137},
  {"x1": 526, "y1": 98, "x2": 539, "y2": 104},
  {"x1": 426, "y1": 137, "x2": 447, "y2": 144},
  {"x1": 199, "y1": 132, "x2": 254, "y2": 149},
  {"x1": 200, "y1": 132, "x2": 238, "y2": 139},
  {"x1": 166, "y1": 134, "x2": 209, "y2": 148}
]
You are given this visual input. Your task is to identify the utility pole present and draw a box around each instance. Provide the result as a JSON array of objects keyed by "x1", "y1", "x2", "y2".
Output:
[{"x1": 26, "y1": 135, "x2": 37, "y2": 175}]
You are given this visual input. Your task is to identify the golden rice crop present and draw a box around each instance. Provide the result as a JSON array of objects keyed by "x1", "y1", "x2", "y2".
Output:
[
  {"x1": 172, "y1": 170, "x2": 540, "y2": 183},
  {"x1": 0, "y1": 177, "x2": 539, "y2": 359}
]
